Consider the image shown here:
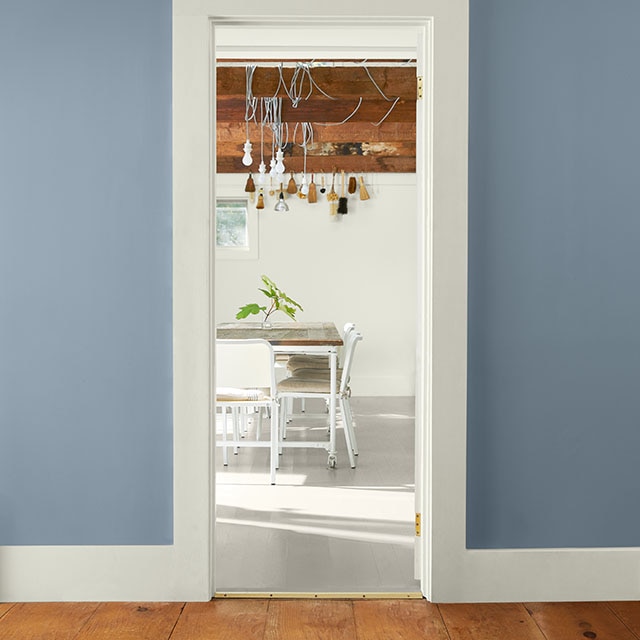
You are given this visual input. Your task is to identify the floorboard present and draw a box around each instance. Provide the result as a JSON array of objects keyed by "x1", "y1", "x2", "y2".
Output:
[
  {"x1": 609, "y1": 601, "x2": 640, "y2": 637},
  {"x1": 525, "y1": 602, "x2": 640, "y2": 640},
  {"x1": 74, "y1": 602, "x2": 184, "y2": 640},
  {"x1": 0, "y1": 602, "x2": 99, "y2": 640},
  {"x1": 0, "y1": 603, "x2": 15, "y2": 620},
  {"x1": 438, "y1": 603, "x2": 547, "y2": 640},
  {"x1": 353, "y1": 600, "x2": 449, "y2": 640},
  {"x1": 169, "y1": 601, "x2": 269, "y2": 640},
  {"x1": 263, "y1": 600, "x2": 356, "y2": 640}
]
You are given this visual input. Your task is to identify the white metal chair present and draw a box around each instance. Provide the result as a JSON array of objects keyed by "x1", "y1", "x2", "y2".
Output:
[
  {"x1": 285, "y1": 322, "x2": 356, "y2": 375},
  {"x1": 215, "y1": 338, "x2": 279, "y2": 484},
  {"x1": 284, "y1": 322, "x2": 356, "y2": 417},
  {"x1": 277, "y1": 331, "x2": 363, "y2": 469}
]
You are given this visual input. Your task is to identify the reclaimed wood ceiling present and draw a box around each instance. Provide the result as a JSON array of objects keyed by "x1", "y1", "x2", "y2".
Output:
[{"x1": 216, "y1": 63, "x2": 417, "y2": 173}]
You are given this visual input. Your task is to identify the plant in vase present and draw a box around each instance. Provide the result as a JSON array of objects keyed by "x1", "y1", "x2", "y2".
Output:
[{"x1": 236, "y1": 275, "x2": 303, "y2": 327}]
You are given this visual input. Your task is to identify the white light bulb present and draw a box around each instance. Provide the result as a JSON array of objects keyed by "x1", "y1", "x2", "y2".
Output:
[
  {"x1": 242, "y1": 140, "x2": 253, "y2": 166},
  {"x1": 275, "y1": 148, "x2": 285, "y2": 174},
  {"x1": 257, "y1": 162, "x2": 267, "y2": 184},
  {"x1": 269, "y1": 157, "x2": 277, "y2": 177},
  {"x1": 274, "y1": 191, "x2": 289, "y2": 212},
  {"x1": 300, "y1": 174, "x2": 309, "y2": 195}
]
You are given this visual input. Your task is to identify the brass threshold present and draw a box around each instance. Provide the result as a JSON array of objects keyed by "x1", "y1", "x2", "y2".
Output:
[{"x1": 214, "y1": 592, "x2": 423, "y2": 600}]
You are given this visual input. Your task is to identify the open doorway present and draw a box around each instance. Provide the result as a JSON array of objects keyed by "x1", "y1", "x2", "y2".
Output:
[{"x1": 212, "y1": 25, "x2": 424, "y2": 594}]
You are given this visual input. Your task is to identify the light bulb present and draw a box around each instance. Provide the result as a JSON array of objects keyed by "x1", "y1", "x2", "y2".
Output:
[
  {"x1": 275, "y1": 148, "x2": 285, "y2": 174},
  {"x1": 242, "y1": 140, "x2": 253, "y2": 166},
  {"x1": 269, "y1": 157, "x2": 277, "y2": 177},
  {"x1": 257, "y1": 161, "x2": 267, "y2": 184},
  {"x1": 274, "y1": 191, "x2": 289, "y2": 212},
  {"x1": 300, "y1": 175, "x2": 309, "y2": 195}
]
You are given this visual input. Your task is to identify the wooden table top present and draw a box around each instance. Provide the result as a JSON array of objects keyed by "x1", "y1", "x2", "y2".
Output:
[{"x1": 216, "y1": 322, "x2": 343, "y2": 346}]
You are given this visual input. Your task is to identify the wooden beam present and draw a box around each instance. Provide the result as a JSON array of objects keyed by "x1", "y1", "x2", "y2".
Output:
[
  {"x1": 215, "y1": 65, "x2": 417, "y2": 173},
  {"x1": 216, "y1": 66, "x2": 416, "y2": 100}
]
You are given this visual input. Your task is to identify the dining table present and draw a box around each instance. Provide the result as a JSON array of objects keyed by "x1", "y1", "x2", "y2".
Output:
[{"x1": 216, "y1": 321, "x2": 344, "y2": 468}]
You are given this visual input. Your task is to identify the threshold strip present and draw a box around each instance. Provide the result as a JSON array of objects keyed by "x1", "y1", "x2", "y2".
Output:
[{"x1": 215, "y1": 592, "x2": 423, "y2": 599}]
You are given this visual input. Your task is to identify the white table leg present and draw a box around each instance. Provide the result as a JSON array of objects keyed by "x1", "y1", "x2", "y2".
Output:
[{"x1": 328, "y1": 350, "x2": 337, "y2": 468}]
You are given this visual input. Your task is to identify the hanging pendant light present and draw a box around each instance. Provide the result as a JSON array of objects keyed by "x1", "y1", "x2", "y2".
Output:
[{"x1": 274, "y1": 184, "x2": 289, "y2": 212}]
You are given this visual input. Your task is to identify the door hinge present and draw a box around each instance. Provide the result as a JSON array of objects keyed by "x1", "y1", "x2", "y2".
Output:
[
  {"x1": 417, "y1": 76, "x2": 424, "y2": 100},
  {"x1": 415, "y1": 513, "x2": 421, "y2": 537}
]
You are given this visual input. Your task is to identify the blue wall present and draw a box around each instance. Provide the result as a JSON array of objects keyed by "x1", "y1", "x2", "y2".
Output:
[
  {"x1": 0, "y1": 1, "x2": 173, "y2": 544},
  {"x1": 467, "y1": 0, "x2": 640, "y2": 547},
  {"x1": 2, "y1": 0, "x2": 639, "y2": 550}
]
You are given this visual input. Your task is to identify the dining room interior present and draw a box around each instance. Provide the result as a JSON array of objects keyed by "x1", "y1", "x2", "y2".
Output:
[{"x1": 213, "y1": 46, "x2": 421, "y2": 595}]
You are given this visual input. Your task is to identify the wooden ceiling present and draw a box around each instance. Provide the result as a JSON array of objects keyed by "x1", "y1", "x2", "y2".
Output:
[{"x1": 216, "y1": 63, "x2": 417, "y2": 173}]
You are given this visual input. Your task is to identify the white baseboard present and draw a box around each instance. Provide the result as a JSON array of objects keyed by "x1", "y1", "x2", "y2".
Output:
[
  {"x1": 0, "y1": 545, "x2": 211, "y2": 602},
  {"x1": 431, "y1": 546, "x2": 640, "y2": 603}
]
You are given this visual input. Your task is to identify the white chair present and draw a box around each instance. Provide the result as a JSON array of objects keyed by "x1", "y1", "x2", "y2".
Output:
[
  {"x1": 284, "y1": 322, "x2": 356, "y2": 416},
  {"x1": 215, "y1": 338, "x2": 279, "y2": 484},
  {"x1": 277, "y1": 331, "x2": 363, "y2": 469},
  {"x1": 285, "y1": 322, "x2": 356, "y2": 375}
]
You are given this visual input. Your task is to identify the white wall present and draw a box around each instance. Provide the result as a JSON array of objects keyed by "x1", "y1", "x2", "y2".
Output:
[{"x1": 215, "y1": 173, "x2": 417, "y2": 396}]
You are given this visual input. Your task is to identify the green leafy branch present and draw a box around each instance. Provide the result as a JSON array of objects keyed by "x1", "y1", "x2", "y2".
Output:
[{"x1": 236, "y1": 275, "x2": 303, "y2": 323}]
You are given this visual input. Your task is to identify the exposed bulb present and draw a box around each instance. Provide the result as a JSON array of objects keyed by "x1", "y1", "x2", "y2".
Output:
[
  {"x1": 275, "y1": 147, "x2": 285, "y2": 174},
  {"x1": 269, "y1": 157, "x2": 277, "y2": 177},
  {"x1": 242, "y1": 140, "x2": 253, "y2": 167},
  {"x1": 300, "y1": 174, "x2": 309, "y2": 196},
  {"x1": 257, "y1": 161, "x2": 267, "y2": 184},
  {"x1": 274, "y1": 191, "x2": 289, "y2": 212}
]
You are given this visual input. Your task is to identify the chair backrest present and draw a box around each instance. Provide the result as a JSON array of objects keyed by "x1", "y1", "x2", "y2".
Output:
[
  {"x1": 338, "y1": 323, "x2": 356, "y2": 365},
  {"x1": 216, "y1": 339, "x2": 276, "y2": 395},
  {"x1": 339, "y1": 331, "x2": 363, "y2": 393}
]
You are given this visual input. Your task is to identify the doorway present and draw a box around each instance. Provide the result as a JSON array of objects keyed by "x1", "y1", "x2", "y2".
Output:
[
  {"x1": 212, "y1": 23, "x2": 426, "y2": 595},
  {"x1": 172, "y1": 0, "x2": 469, "y2": 603}
]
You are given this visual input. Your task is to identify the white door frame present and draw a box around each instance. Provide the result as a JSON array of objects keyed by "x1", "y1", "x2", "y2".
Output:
[
  {"x1": 213, "y1": 20, "x2": 430, "y2": 595},
  {"x1": 199, "y1": 2, "x2": 469, "y2": 601}
]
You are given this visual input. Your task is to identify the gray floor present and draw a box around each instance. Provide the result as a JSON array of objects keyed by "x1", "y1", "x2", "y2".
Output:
[{"x1": 214, "y1": 396, "x2": 420, "y2": 593}]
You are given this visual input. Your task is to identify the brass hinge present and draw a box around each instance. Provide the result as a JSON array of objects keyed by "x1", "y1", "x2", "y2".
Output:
[
  {"x1": 415, "y1": 513, "x2": 421, "y2": 537},
  {"x1": 417, "y1": 76, "x2": 424, "y2": 100}
]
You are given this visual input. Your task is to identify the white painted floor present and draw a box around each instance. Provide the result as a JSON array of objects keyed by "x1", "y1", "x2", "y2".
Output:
[{"x1": 214, "y1": 396, "x2": 420, "y2": 593}]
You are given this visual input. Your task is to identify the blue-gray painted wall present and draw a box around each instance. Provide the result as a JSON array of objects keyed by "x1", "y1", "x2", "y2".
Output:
[
  {"x1": 2, "y1": 0, "x2": 638, "y2": 549},
  {"x1": 0, "y1": 1, "x2": 173, "y2": 544},
  {"x1": 467, "y1": 0, "x2": 640, "y2": 547}
]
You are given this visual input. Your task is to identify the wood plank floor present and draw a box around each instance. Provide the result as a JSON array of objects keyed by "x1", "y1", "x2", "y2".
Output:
[{"x1": 2, "y1": 600, "x2": 640, "y2": 639}]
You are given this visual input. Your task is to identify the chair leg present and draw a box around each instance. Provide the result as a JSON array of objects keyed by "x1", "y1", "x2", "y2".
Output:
[
  {"x1": 256, "y1": 408, "x2": 263, "y2": 440},
  {"x1": 280, "y1": 397, "x2": 288, "y2": 442},
  {"x1": 271, "y1": 401, "x2": 279, "y2": 483},
  {"x1": 221, "y1": 408, "x2": 229, "y2": 466},
  {"x1": 278, "y1": 398, "x2": 286, "y2": 455},
  {"x1": 339, "y1": 398, "x2": 356, "y2": 469},
  {"x1": 231, "y1": 407, "x2": 240, "y2": 455},
  {"x1": 342, "y1": 397, "x2": 359, "y2": 456}
]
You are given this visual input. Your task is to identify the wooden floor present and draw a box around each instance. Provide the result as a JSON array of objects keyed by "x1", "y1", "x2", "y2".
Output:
[{"x1": 2, "y1": 599, "x2": 640, "y2": 639}]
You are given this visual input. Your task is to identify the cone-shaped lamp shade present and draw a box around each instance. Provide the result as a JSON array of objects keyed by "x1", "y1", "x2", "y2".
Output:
[{"x1": 274, "y1": 191, "x2": 289, "y2": 212}]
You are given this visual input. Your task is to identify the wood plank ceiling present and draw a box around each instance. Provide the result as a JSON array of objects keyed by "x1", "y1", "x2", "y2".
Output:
[{"x1": 216, "y1": 63, "x2": 417, "y2": 174}]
